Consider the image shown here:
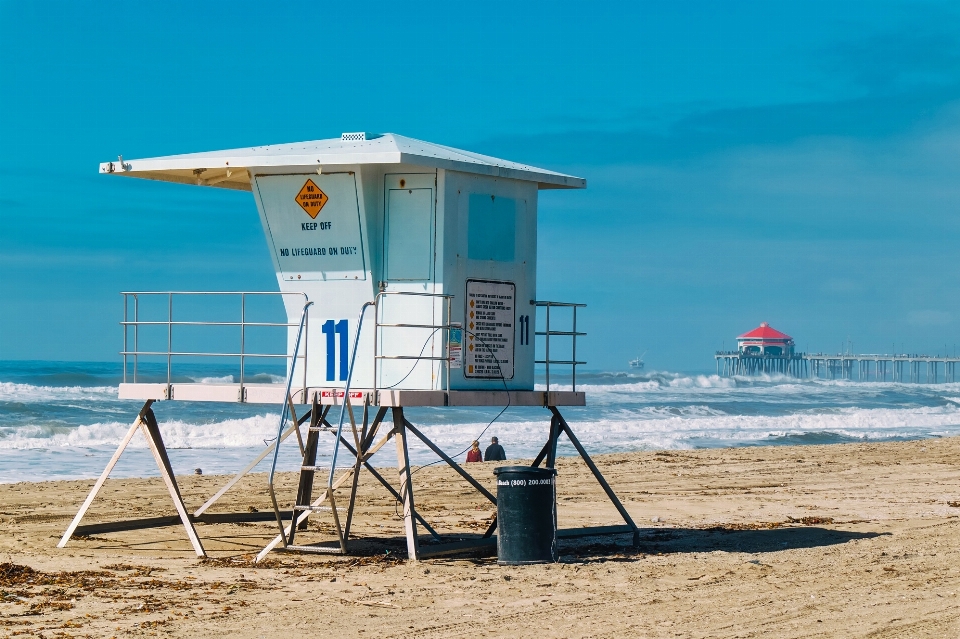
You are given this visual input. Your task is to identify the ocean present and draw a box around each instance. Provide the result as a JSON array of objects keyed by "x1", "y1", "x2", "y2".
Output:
[{"x1": 2, "y1": 360, "x2": 960, "y2": 483}]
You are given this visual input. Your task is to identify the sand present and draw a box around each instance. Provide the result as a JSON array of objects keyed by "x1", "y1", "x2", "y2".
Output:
[{"x1": 3, "y1": 437, "x2": 960, "y2": 638}]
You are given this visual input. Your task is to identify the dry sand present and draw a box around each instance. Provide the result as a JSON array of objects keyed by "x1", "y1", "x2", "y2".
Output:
[{"x1": 3, "y1": 437, "x2": 960, "y2": 638}]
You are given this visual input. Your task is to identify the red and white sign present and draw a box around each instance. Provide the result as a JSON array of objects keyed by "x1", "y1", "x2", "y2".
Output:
[{"x1": 320, "y1": 390, "x2": 365, "y2": 399}]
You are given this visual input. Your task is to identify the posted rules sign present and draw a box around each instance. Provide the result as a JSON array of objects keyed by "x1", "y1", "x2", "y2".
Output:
[{"x1": 464, "y1": 280, "x2": 515, "y2": 379}]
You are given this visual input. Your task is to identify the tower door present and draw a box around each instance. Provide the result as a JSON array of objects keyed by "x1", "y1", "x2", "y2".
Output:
[
  {"x1": 379, "y1": 173, "x2": 439, "y2": 389},
  {"x1": 384, "y1": 175, "x2": 435, "y2": 283}
]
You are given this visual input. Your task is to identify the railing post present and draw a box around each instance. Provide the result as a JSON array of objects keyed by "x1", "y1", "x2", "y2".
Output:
[
  {"x1": 167, "y1": 293, "x2": 173, "y2": 390},
  {"x1": 545, "y1": 303, "x2": 551, "y2": 391},
  {"x1": 446, "y1": 296, "x2": 451, "y2": 396},
  {"x1": 122, "y1": 294, "x2": 128, "y2": 384},
  {"x1": 572, "y1": 305, "x2": 578, "y2": 391},
  {"x1": 373, "y1": 294, "x2": 380, "y2": 398},
  {"x1": 302, "y1": 296, "x2": 308, "y2": 399},
  {"x1": 134, "y1": 294, "x2": 139, "y2": 383},
  {"x1": 239, "y1": 293, "x2": 245, "y2": 394}
]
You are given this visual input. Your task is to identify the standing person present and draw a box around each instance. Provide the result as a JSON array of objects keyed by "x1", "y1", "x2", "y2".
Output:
[
  {"x1": 466, "y1": 440, "x2": 482, "y2": 463},
  {"x1": 484, "y1": 436, "x2": 506, "y2": 461}
]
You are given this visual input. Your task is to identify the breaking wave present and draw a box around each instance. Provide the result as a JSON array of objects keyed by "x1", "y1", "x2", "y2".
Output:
[
  {"x1": 4, "y1": 361, "x2": 960, "y2": 481},
  {"x1": 0, "y1": 413, "x2": 281, "y2": 450}
]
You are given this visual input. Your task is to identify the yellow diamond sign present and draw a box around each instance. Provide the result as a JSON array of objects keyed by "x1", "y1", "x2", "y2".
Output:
[{"x1": 295, "y1": 179, "x2": 329, "y2": 219}]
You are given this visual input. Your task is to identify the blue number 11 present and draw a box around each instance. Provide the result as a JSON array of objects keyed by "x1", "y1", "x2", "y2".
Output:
[{"x1": 322, "y1": 319, "x2": 349, "y2": 381}]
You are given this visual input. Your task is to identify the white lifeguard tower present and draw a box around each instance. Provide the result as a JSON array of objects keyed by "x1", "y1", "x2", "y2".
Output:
[{"x1": 59, "y1": 133, "x2": 639, "y2": 560}]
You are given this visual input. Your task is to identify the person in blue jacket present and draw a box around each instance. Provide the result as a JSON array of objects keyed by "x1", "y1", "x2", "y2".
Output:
[{"x1": 484, "y1": 436, "x2": 506, "y2": 461}]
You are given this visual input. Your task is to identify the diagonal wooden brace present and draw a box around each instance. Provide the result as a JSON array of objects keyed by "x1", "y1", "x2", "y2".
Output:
[
  {"x1": 549, "y1": 407, "x2": 640, "y2": 546},
  {"x1": 58, "y1": 400, "x2": 206, "y2": 557},
  {"x1": 59, "y1": 401, "x2": 154, "y2": 548}
]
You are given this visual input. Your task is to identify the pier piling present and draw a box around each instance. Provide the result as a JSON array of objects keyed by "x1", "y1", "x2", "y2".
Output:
[{"x1": 715, "y1": 351, "x2": 960, "y2": 383}]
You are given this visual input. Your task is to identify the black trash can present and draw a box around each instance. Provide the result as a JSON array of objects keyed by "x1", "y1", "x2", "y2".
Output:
[{"x1": 494, "y1": 466, "x2": 558, "y2": 565}]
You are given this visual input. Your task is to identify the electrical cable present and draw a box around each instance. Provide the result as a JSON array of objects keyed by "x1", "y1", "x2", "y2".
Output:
[
  {"x1": 392, "y1": 328, "x2": 511, "y2": 519},
  {"x1": 379, "y1": 327, "x2": 443, "y2": 389}
]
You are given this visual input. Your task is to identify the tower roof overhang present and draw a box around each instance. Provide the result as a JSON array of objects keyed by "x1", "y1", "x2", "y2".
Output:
[{"x1": 98, "y1": 133, "x2": 586, "y2": 192}]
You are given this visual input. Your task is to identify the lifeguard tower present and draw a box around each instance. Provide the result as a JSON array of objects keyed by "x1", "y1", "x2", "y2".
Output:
[{"x1": 59, "y1": 133, "x2": 639, "y2": 560}]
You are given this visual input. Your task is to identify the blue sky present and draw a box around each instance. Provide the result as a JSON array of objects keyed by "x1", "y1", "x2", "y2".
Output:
[{"x1": 2, "y1": 1, "x2": 960, "y2": 370}]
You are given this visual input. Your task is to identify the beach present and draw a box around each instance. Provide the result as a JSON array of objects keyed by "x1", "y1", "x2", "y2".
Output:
[{"x1": 3, "y1": 437, "x2": 960, "y2": 638}]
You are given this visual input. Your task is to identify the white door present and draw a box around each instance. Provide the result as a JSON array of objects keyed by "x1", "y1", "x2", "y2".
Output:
[{"x1": 379, "y1": 173, "x2": 439, "y2": 389}]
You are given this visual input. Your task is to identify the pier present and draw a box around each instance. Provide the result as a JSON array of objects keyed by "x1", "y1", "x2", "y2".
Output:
[
  {"x1": 716, "y1": 322, "x2": 958, "y2": 382},
  {"x1": 716, "y1": 351, "x2": 960, "y2": 383}
]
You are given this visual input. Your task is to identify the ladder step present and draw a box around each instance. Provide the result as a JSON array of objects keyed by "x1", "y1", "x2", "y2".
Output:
[
  {"x1": 282, "y1": 544, "x2": 346, "y2": 555},
  {"x1": 293, "y1": 505, "x2": 333, "y2": 512}
]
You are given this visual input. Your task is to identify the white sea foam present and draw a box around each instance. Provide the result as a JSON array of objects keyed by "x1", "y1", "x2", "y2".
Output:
[
  {"x1": 398, "y1": 403, "x2": 960, "y2": 462},
  {"x1": 191, "y1": 375, "x2": 235, "y2": 384},
  {"x1": 0, "y1": 382, "x2": 118, "y2": 403},
  {"x1": 6, "y1": 368, "x2": 960, "y2": 480},
  {"x1": 0, "y1": 414, "x2": 281, "y2": 450}
]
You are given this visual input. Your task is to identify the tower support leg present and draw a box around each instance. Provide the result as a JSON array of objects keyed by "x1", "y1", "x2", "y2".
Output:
[
  {"x1": 545, "y1": 407, "x2": 641, "y2": 546},
  {"x1": 59, "y1": 401, "x2": 154, "y2": 549},
  {"x1": 393, "y1": 408, "x2": 420, "y2": 560},
  {"x1": 58, "y1": 400, "x2": 205, "y2": 557}
]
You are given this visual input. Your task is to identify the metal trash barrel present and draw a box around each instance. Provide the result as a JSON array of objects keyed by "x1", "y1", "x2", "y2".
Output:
[{"x1": 493, "y1": 466, "x2": 558, "y2": 564}]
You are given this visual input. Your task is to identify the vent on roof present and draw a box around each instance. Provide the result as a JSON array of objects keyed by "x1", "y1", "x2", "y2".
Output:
[{"x1": 341, "y1": 132, "x2": 368, "y2": 141}]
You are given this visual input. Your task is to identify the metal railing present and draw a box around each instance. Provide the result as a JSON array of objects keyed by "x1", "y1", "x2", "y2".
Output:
[
  {"x1": 266, "y1": 301, "x2": 314, "y2": 542},
  {"x1": 373, "y1": 291, "x2": 455, "y2": 395},
  {"x1": 121, "y1": 291, "x2": 310, "y2": 398},
  {"x1": 329, "y1": 301, "x2": 375, "y2": 491},
  {"x1": 534, "y1": 300, "x2": 586, "y2": 391}
]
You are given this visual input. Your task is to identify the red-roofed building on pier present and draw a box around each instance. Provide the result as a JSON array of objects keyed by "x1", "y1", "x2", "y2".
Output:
[
  {"x1": 737, "y1": 322, "x2": 795, "y2": 358},
  {"x1": 717, "y1": 322, "x2": 803, "y2": 377}
]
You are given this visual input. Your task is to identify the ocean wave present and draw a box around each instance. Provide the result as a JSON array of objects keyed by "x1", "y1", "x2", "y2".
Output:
[
  {"x1": 536, "y1": 373, "x2": 737, "y2": 394},
  {"x1": 0, "y1": 382, "x2": 119, "y2": 403},
  {"x1": 396, "y1": 403, "x2": 960, "y2": 461},
  {"x1": 5, "y1": 364, "x2": 960, "y2": 480},
  {"x1": 539, "y1": 375, "x2": 960, "y2": 405},
  {"x1": 244, "y1": 373, "x2": 286, "y2": 384},
  {"x1": 0, "y1": 413, "x2": 281, "y2": 450},
  {"x1": 1, "y1": 402, "x2": 959, "y2": 480},
  {"x1": 189, "y1": 375, "x2": 235, "y2": 384}
]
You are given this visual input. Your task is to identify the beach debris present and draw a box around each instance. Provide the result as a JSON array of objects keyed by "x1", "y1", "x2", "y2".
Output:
[
  {"x1": 329, "y1": 594, "x2": 400, "y2": 609},
  {"x1": 707, "y1": 521, "x2": 782, "y2": 531},
  {"x1": 0, "y1": 562, "x2": 113, "y2": 587},
  {"x1": 194, "y1": 468, "x2": 203, "y2": 475},
  {"x1": 102, "y1": 563, "x2": 159, "y2": 576},
  {"x1": 651, "y1": 516, "x2": 661, "y2": 523},
  {"x1": 340, "y1": 554, "x2": 404, "y2": 568},
  {"x1": 947, "y1": 501, "x2": 960, "y2": 508},
  {"x1": 786, "y1": 516, "x2": 834, "y2": 525},
  {"x1": 704, "y1": 515, "x2": 835, "y2": 532},
  {"x1": 0, "y1": 563, "x2": 37, "y2": 585}
]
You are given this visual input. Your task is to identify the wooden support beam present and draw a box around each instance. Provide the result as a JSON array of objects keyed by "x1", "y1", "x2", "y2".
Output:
[
  {"x1": 550, "y1": 407, "x2": 639, "y2": 546},
  {"x1": 140, "y1": 407, "x2": 206, "y2": 557},
  {"x1": 403, "y1": 419, "x2": 497, "y2": 505},
  {"x1": 393, "y1": 408, "x2": 420, "y2": 560},
  {"x1": 194, "y1": 408, "x2": 312, "y2": 518},
  {"x1": 343, "y1": 398, "x2": 369, "y2": 540},
  {"x1": 59, "y1": 401, "x2": 154, "y2": 548},
  {"x1": 337, "y1": 436, "x2": 442, "y2": 542}
]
